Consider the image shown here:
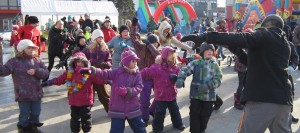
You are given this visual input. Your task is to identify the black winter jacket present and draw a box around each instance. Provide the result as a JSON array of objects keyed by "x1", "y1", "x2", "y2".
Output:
[
  {"x1": 206, "y1": 27, "x2": 293, "y2": 105},
  {"x1": 47, "y1": 26, "x2": 66, "y2": 54}
]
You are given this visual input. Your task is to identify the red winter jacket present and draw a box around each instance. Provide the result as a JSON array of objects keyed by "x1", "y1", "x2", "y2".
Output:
[
  {"x1": 18, "y1": 24, "x2": 41, "y2": 55},
  {"x1": 101, "y1": 27, "x2": 116, "y2": 43}
]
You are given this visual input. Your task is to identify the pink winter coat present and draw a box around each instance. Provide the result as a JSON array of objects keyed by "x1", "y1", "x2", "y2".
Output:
[
  {"x1": 141, "y1": 62, "x2": 180, "y2": 101},
  {"x1": 51, "y1": 71, "x2": 104, "y2": 107}
]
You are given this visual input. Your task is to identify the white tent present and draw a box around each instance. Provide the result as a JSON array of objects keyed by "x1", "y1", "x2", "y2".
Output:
[{"x1": 21, "y1": 0, "x2": 119, "y2": 30}]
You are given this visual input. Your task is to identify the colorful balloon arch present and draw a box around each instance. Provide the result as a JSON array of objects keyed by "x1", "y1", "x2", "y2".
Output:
[{"x1": 153, "y1": 0, "x2": 197, "y2": 22}]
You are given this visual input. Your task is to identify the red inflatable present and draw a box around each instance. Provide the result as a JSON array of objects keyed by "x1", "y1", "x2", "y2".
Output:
[{"x1": 153, "y1": 0, "x2": 197, "y2": 22}]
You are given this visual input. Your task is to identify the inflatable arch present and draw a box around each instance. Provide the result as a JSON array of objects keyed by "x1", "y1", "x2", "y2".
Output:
[{"x1": 153, "y1": 0, "x2": 197, "y2": 22}]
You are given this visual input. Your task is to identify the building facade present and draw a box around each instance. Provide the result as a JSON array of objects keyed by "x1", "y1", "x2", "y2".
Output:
[{"x1": 0, "y1": 0, "x2": 21, "y2": 32}]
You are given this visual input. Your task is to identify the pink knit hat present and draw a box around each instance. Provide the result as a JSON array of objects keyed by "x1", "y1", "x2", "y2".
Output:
[
  {"x1": 161, "y1": 46, "x2": 176, "y2": 60},
  {"x1": 121, "y1": 48, "x2": 139, "y2": 67}
]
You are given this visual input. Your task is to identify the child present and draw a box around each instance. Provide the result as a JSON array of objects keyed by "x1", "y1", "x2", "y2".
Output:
[
  {"x1": 130, "y1": 17, "x2": 160, "y2": 126},
  {"x1": 176, "y1": 42, "x2": 222, "y2": 133},
  {"x1": 82, "y1": 29, "x2": 112, "y2": 113},
  {"x1": 0, "y1": 39, "x2": 49, "y2": 132},
  {"x1": 141, "y1": 46, "x2": 186, "y2": 133},
  {"x1": 81, "y1": 48, "x2": 146, "y2": 133},
  {"x1": 42, "y1": 52, "x2": 105, "y2": 133},
  {"x1": 108, "y1": 25, "x2": 135, "y2": 68}
]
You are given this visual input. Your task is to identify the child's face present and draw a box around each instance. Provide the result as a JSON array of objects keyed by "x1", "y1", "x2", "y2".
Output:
[
  {"x1": 96, "y1": 36, "x2": 103, "y2": 44},
  {"x1": 203, "y1": 49, "x2": 213, "y2": 59},
  {"x1": 167, "y1": 52, "x2": 176, "y2": 63},
  {"x1": 128, "y1": 59, "x2": 138, "y2": 69},
  {"x1": 79, "y1": 38, "x2": 86, "y2": 46},
  {"x1": 24, "y1": 46, "x2": 37, "y2": 56},
  {"x1": 121, "y1": 30, "x2": 129, "y2": 39},
  {"x1": 76, "y1": 60, "x2": 85, "y2": 67}
]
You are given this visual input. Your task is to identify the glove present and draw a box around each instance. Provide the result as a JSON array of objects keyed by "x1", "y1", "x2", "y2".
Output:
[
  {"x1": 228, "y1": 47, "x2": 244, "y2": 56},
  {"x1": 132, "y1": 17, "x2": 139, "y2": 26},
  {"x1": 176, "y1": 78, "x2": 185, "y2": 88},
  {"x1": 286, "y1": 66, "x2": 295, "y2": 75},
  {"x1": 80, "y1": 68, "x2": 92, "y2": 75},
  {"x1": 41, "y1": 80, "x2": 53, "y2": 87},
  {"x1": 169, "y1": 74, "x2": 178, "y2": 82},
  {"x1": 181, "y1": 33, "x2": 207, "y2": 46},
  {"x1": 120, "y1": 42, "x2": 128, "y2": 48},
  {"x1": 55, "y1": 61, "x2": 65, "y2": 70},
  {"x1": 116, "y1": 87, "x2": 128, "y2": 96}
]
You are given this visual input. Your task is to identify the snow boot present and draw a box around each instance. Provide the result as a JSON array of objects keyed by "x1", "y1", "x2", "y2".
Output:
[{"x1": 213, "y1": 94, "x2": 223, "y2": 110}]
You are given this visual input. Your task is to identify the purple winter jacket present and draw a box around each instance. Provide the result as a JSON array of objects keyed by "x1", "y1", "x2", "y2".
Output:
[
  {"x1": 141, "y1": 62, "x2": 180, "y2": 101},
  {"x1": 0, "y1": 56, "x2": 49, "y2": 101},
  {"x1": 95, "y1": 67, "x2": 143, "y2": 119}
]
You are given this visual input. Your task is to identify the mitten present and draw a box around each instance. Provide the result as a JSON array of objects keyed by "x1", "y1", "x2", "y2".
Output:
[
  {"x1": 286, "y1": 66, "x2": 295, "y2": 75},
  {"x1": 120, "y1": 42, "x2": 128, "y2": 48},
  {"x1": 116, "y1": 87, "x2": 128, "y2": 96},
  {"x1": 169, "y1": 74, "x2": 178, "y2": 82},
  {"x1": 41, "y1": 80, "x2": 53, "y2": 87},
  {"x1": 228, "y1": 47, "x2": 243, "y2": 56},
  {"x1": 181, "y1": 33, "x2": 207, "y2": 46},
  {"x1": 80, "y1": 68, "x2": 92, "y2": 75},
  {"x1": 55, "y1": 61, "x2": 65, "y2": 69},
  {"x1": 176, "y1": 78, "x2": 185, "y2": 88},
  {"x1": 132, "y1": 17, "x2": 139, "y2": 26}
]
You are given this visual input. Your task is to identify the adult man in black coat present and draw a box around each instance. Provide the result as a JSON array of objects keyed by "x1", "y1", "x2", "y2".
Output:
[{"x1": 181, "y1": 14, "x2": 293, "y2": 133}]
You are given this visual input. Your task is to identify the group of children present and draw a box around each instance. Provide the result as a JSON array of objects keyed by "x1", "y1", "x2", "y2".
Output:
[{"x1": 0, "y1": 19, "x2": 223, "y2": 133}]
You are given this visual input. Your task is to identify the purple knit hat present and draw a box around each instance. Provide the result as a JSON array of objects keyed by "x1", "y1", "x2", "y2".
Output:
[
  {"x1": 161, "y1": 46, "x2": 176, "y2": 60},
  {"x1": 121, "y1": 48, "x2": 140, "y2": 67}
]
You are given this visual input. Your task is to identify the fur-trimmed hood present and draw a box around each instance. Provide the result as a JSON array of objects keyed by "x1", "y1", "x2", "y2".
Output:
[{"x1": 69, "y1": 52, "x2": 90, "y2": 68}]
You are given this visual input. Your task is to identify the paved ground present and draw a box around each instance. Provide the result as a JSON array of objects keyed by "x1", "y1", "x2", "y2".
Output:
[{"x1": 0, "y1": 51, "x2": 299, "y2": 133}]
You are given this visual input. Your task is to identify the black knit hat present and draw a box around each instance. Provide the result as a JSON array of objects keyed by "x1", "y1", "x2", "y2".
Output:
[
  {"x1": 27, "y1": 16, "x2": 39, "y2": 24},
  {"x1": 147, "y1": 34, "x2": 158, "y2": 43},
  {"x1": 199, "y1": 42, "x2": 215, "y2": 56},
  {"x1": 147, "y1": 34, "x2": 160, "y2": 47},
  {"x1": 261, "y1": 14, "x2": 284, "y2": 29},
  {"x1": 119, "y1": 25, "x2": 130, "y2": 34}
]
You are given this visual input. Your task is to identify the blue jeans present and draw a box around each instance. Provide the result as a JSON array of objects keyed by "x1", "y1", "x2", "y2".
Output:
[
  {"x1": 18, "y1": 100, "x2": 41, "y2": 127},
  {"x1": 152, "y1": 100, "x2": 183, "y2": 132},
  {"x1": 217, "y1": 46, "x2": 225, "y2": 58},
  {"x1": 110, "y1": 116, "x2": 146, "y2": 133}
]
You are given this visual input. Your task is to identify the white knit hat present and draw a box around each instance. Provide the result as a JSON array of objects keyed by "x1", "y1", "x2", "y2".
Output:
[
  {"x1": 17, "y1": 39, "x2": 39, "y2": 52},
  {"x1": 91, "y1": 29, "x2": 104, "y2": 41}
]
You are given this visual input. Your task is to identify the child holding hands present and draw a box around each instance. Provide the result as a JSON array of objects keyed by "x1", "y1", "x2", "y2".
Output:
[
  {"x1": 81, "y1": 48, "x2": 146, "y2": 133},
  {"x1": 141, "y1": 46, "x2": 186, "y2": 133},
  {"x1": 176, "y1": 42, "x2": 222, "y2": 133},
  {"x1": 42, "y1": 52, "x2": 105, "y2": 133}
]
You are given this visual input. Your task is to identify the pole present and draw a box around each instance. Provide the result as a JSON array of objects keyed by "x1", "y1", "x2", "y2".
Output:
[{"x1": 0, "y1": 39, "x2": 3, "y2": 65}]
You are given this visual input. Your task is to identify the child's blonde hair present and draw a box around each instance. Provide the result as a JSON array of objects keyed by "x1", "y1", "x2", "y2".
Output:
[{"x1": 88, "y1": 39, "x2": 108, "y2": 52}]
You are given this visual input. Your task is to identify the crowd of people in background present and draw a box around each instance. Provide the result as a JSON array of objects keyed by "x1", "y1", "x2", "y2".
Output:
[{"x1": 1, "y1": 12, "x2": 299, "y2": 133}]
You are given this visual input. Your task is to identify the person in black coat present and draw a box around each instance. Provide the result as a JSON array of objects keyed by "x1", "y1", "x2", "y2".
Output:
[
  {"x1": 181, "y1": 14, "x2": 294, "y2": 132},
  {"x1": 82, "y1": 14, "x2": 94, "y2": 33},
  {"x1": 45, "y1": 20, "x2": 68, "y2": 81}
]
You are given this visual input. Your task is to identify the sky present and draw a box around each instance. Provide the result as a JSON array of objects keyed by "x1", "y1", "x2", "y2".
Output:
[{"x1": 218, "y1": 0, "x2": 226, "y2": 7}]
